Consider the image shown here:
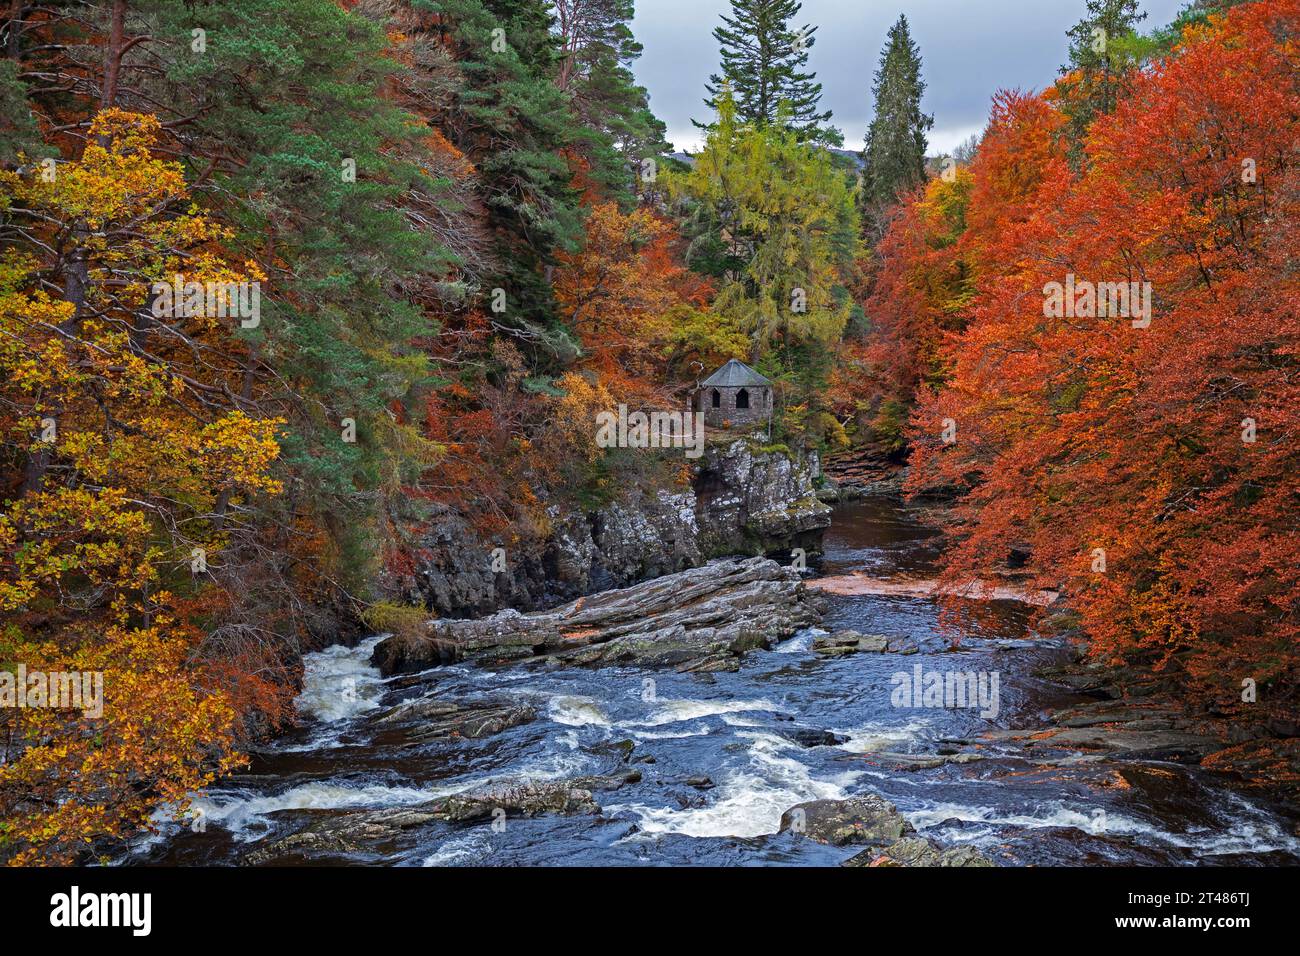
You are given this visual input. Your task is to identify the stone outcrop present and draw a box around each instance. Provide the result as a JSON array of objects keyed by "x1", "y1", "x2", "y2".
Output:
[
  {"x1": 779, "y1": 795, "x2": 913, "y2": 847},
  {"x1": 691, "y1": 439, "x2": 830, "y2": 557},
  {"x1": 811, "y1": 629, "x2": 891, "y2": 656},
  {"x1": 385, "y1": 439, "x2": 830, "y2": 618},
  {"x1": 368, "y1": 696, "x2": 536, "y2": 742},
  {"x1": 821, "y1": 442, "x2": 905, "y2": 499},
  {"x1": 980, "y1": 700, "x2": 1221, "y2": 765},
  {"x1": 372, "y1": 556, "x2": 825, "y2": 675},
  {"x1": 241, "y1": 784, "x2": 600, "y2": 866},
  {"x1": 778, "y1": 794, "x2": 993, "y2": 867}
]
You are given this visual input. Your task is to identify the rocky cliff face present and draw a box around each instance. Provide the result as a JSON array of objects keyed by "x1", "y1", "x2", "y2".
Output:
[{"x1": 391, "y1": 438, "x2": 831, "y2": 618}]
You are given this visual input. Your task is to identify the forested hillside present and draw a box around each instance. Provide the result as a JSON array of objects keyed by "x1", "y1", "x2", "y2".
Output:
[
  {"x1": 1, "y1": 0, "x2": 1296, "y2": 865},
  {"x1": 0, "y1": 0, "x2": 861, "y2": 864}
]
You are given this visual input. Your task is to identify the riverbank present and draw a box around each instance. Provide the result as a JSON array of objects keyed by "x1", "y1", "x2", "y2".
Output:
[
  {"x1": 130, "y1": 495, "x2": 1300, "y2": 866},
  {"x1": 823, "y1": 446, "x2": 1300, "y2": 812}
]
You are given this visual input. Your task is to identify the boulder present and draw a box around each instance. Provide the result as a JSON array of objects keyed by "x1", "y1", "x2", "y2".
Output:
[
  {"x1": 778, "y1": 795, "x2": 913, "y2": 846},
  {"x1": 568, "y1": 770, "x2": 643, "y2": 792},
  {"x1": 242, "y1": 807, "x2": 445, "y2": 865},
  {"x1": 777, "y1": 727, "x2": 848, "y2": 748},
  {"x1": 811, "y1": 630, "x2": 890, "y2": 656},
  {"x1": 368, "y1": 697, "x2": 536, "y2": 741},
  {"x1": 241, "y1": 783, "x2": 600, "y2": 865},
  {"x1": 777, "y1": 793, "x2": 995, "y2": 867}
]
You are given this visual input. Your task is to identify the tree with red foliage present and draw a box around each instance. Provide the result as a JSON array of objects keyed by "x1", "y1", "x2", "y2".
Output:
[{"x1": 904, "y1": 0, "x2": 1300, "y2": 714}]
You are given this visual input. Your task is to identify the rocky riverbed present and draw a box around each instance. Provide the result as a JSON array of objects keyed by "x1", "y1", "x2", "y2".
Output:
[{"x1": 132, "y1": 497, "x2": 1300, "y2": 867}]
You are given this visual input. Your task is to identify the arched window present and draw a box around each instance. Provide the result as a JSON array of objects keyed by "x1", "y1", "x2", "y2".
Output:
[
  {"x1": 711, "y1": 389, "x2": 721, "y2": 408},
  {"x1": 735, "y1": 388, "x2": 750, "y2": 410}
]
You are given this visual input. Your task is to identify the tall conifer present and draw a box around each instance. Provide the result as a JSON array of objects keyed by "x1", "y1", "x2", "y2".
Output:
[{"x1": 861, "y1": 14, "x2": 933, "y2": 216}]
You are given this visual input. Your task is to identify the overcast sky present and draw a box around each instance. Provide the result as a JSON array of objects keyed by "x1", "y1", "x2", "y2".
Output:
[{"x1": 631, "y1": 0, "x2": 1188, "y2": 155}]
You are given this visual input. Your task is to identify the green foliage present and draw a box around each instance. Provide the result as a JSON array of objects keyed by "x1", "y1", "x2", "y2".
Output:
[
  {"x1": 671, "y1": 89, "x2": 859, "y2": 363},
  {"x1": 1118, "y1": 0, "x2": 1249, "y2": 64},
  {"x1": 1058, "y1": 0, "x2": 1147, "y2": 167},
  {"x1": 701, "y1": 0, "x2": 839, "y2": 145},
  {"x1": 670, "y1": 88, "x2": 858, "y2": 439},
  {"x1": 665, "y1": 304, "x2": 749, "y2": 376},
  {"x1": 116, "y1": 0, "x2": 460, "y2": 588},
  {"x1": 0, "y1": 61, "x2": 43, "y2": 164},
  {"x1": 870, "y1": 398, "x2": 909, "y2": 453},
  {"x1": 362, "y1": 601, "x2": 433, "y2": 643},
  {"x1": 861, "y1": 14, "x2": 933, "y2": 215},
  {"x1": 431, "y1": 0, "x2": 585, "y2": 339},
  {"x1": 555, "y1": 0, "x2": 671, "y2": 200}
]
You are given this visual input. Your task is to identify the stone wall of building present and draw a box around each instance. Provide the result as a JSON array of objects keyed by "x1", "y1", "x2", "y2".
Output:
[{"x1": 699, "y1": 386, "x2": 770, "y2": 428}]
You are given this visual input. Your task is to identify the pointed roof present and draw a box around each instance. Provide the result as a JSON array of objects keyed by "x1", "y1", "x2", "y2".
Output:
[{"x1": 701, "y1": 358, "x2": 771, "y2": 388}]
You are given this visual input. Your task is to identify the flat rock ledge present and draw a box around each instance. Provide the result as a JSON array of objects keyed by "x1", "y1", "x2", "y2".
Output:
[
  {"x1": 373, "y1": 556, "x2": 825, "y2": 675},
  {"x1": 811, "y1": 629, "x2": 892, "y2": 656},
  {"x1": 368, "y1": 696, "x2": 536, "y2": 742},
  {"x1": 242, "y1": 783, "x2": 601, "y2": 866},
  {"x1": 980, "y1": 696, "x2": 1223, "y2": 765},
  {"x1": 778, "y1": 795, "x2": 992, "y2": 867}
]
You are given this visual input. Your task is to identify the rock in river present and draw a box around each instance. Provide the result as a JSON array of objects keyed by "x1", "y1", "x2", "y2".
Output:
[
  {"x1": 778, "y1": 794, "x2": 993, "y2": 867},
  {"x1": 368, "y1": 696, "x2": 536, "y2": 741},
  {"x1": 779, "y1": 795, "x2": 914, "y2": 846},
  {"x1": 372, "y1": 556, "x2": 825, "y2": 675},
  {"x1": 242, "y1": 783, "x2": 600, "y2": 865},
  {"x1": 810, "y1": 629, "x2": 890, "y2": 656}
]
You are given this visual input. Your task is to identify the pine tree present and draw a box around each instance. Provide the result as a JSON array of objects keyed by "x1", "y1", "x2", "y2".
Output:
[
  {"x1": 700, "y1": 0, "x2": 838, "y2": 145},
  {"x1": 124, "y1": 0, "x2": 453, "y2": 582},
  {"x1": 432, "y1": 0, "x2": 586, "y2": 346},
  {"x1": 861, "y1": 14, "x2": 933, "y2": 216},
  {"x1": 1059, "y1": 0, "x2": 1146, "y2": 166},
  {"x1": 553, "y1": 0, "x2": 670, "y2": 199}
]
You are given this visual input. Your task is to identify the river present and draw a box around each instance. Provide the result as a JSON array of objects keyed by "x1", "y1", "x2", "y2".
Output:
[{"x1": 135, "y1": 497, "x2": 1300, "y2": 866}]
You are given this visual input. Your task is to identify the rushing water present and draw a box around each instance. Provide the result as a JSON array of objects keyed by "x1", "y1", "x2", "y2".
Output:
[{"x1": 137, "y1": 498, "x2": 1300, "y2": 866}]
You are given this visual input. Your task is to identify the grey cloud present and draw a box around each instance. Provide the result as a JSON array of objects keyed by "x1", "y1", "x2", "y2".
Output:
[{"x1": 631, "y1": 0, "x2": 1187, "y2": 155}]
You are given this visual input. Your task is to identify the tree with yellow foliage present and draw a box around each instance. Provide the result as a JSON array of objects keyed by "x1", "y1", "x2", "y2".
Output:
[{"x1": 0, "y1": 110, "x2": 283, "y2": 864}]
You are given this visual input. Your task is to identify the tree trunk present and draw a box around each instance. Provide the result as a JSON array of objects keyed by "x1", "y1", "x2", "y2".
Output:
[
  {"x1": 4, "y1": 1, "x2": 23, "y2": 60},
  {"x1": 101, "y1": 0, "x2": 126, "y2": 111}
]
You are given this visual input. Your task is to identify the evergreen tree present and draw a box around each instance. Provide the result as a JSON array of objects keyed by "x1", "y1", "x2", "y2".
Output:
[
  {"x1": 861, "y1": 14, "x2": 933, "y2": 217},
  {"x1": 129, "y1": 0, "x2": 454, "y2": 585},
  {"x1": 1058, "y1": 0, "x2": 1146, "y2": 166},
  {"x1": 671, "y1": 88, "x2": 860, "y2": 371},
  {"x1": 553, "y1": 0, "x2": 670, "y2": 199},
  {"x1": 430, "y1": 0, "x2": 586, "y2": 350},
  {"x1": 700, "y1": 0, "x2": 838, "y2": 145}
]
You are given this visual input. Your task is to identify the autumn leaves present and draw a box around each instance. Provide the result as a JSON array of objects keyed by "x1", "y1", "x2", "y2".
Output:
[
  {"x1": 868, "y1": 1, "x2": 1300, "y2": 711},
  {"x1": 0, "y1": 110, "x2": 282, "y2": 863}
]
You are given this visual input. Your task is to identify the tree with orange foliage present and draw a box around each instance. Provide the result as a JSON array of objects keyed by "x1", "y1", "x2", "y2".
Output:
[
  {"x1": 905, "y1": 0, "x2": 1300, "y2": 715},
  {"x1": 858, "y1": 167, "x2": 973, "y2": 447},
  {"x1": 554, "y1": 202, "x2": 689, "y2": 400}
]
